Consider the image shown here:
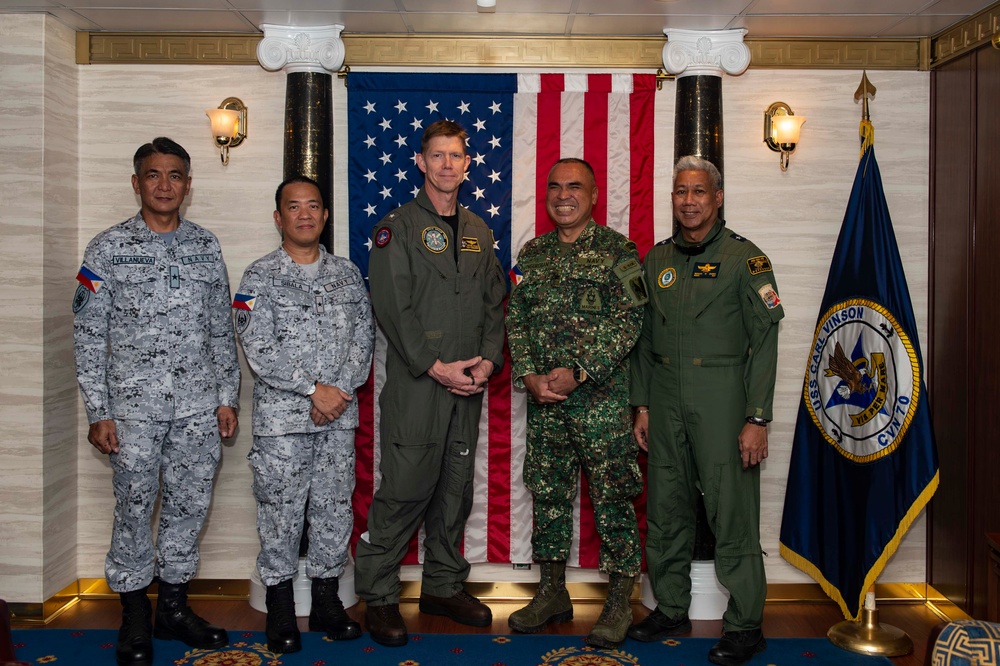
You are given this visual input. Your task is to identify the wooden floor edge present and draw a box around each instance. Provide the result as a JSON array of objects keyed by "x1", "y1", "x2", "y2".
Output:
[{"x1": 9, "y1": 579, "x2": 970, "y2": 626}]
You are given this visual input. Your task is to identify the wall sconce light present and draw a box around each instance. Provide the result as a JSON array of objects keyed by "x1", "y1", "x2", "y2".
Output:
[
  {"x1": 763, "y1": 101, "x2": 806, "y2": 171},
  {"x1": 205, "y1": 97, "x2": 247, "y2": 166}
]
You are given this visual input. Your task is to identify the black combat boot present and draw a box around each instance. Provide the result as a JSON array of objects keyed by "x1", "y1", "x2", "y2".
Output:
[
  {"x1": 265, "y1": 579, "x2": 302, "y2": 653},
  {"x1": 308, "y1": 577, "x2": 361, "y2": 640},
  {"x1": 117, "y1": 588, "x2": 153, "y2": 666},
  {"x1": 153, "y1": 581, "x2": 228, "y2": 649}
]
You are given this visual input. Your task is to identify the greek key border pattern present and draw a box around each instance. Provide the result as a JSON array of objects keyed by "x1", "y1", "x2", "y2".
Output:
[
  {"x1": 79, "y1": 33, "x2": 926, "y2": 70},
  {"x1": 929, "y1": 3, "x2": 1000, "y2": 67}
]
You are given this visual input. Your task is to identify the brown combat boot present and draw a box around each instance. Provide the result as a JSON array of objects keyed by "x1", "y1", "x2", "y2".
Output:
[
  {"x1": 508, "y1": 561, "x2": 573, "y2": 633},
  {"x1": 586, "y1": 573, "x2": 634, "y2": 649}
]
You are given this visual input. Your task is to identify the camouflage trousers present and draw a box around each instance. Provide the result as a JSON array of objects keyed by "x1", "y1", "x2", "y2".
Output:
[
  {"x1": 249, "y1": 429, "x2": 356, "y2": 586},
  {"x1": 106, "y1": 409, "x2": 221, "y2": 593},
  {"x1": 524, "y1": 398, "x2": 642, "y2": 575}
]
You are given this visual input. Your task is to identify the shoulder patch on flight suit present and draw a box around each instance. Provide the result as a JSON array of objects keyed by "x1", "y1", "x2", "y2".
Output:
[
  {"x1": 692, "y1": 262, "x2": 720, "y2": 278},
  {"x1": 747, "y1": 255, "x2": 772, "y2": 276},
  {"x1": 374, "y1": 227, "x2": 391, "y2": 248},
  {"x1": 758, "y1": 283, "x2": 781, "y2": 309},
  {"x1": 614, "y1": 257, "x2": 649, "y2": 305},
  {"x1": 422, "y1": 226, "x2": 448, "y2": 253},
  {"x1": 460, "y1": 237, "x2": 481, "y2": 252}
]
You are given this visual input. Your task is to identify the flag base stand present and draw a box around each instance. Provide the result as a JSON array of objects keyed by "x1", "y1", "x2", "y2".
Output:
[{"x1": 827, "y1": 607, "x2": 913, "y2": 657}]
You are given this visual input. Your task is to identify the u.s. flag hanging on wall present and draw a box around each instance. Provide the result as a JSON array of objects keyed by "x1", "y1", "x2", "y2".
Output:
[{"x1": 347, "y1": 72, "x2": 656, "y2": 569}]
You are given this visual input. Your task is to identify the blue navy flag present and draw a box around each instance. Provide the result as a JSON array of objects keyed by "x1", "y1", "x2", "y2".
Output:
[
  {"x1": 347, "y1": 73, "x2": 516, "y2": 281},
  {"x1": 779, "y1": 145, "x2": 939, "y2": 620}
]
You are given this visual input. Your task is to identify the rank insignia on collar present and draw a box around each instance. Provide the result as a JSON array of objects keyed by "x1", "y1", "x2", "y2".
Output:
[
  {"x1": 692, "y1": 262, "x2": 720, "y2": 278},
  {"x1": 375, "y1": 227, "x2": 391, "y2": 248},
  {"x1": 422, "y1": 226, "x2": 449, "y2": 253},
  {"x1": 461, "y1": 236, "x2": 481, "y2": 252},
  {"x1": 747, "y1": 255, "x2": 772, "y2": 275}
]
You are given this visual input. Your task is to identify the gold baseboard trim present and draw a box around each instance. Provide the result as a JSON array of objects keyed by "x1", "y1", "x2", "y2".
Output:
[
  {"x1": 10, "y1": 578, "x2": 967, "y2": 626},
  {"x1": 77, "y1": 32, "x2": 925, "y2": 71}
]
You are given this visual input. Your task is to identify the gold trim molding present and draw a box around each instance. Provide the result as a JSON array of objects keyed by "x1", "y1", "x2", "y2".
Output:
[
  {"x1": 929, "y1": 0, "x2": 1000, "y2": 67},
  {"x1": 9, "y1": 578, "x2": 969, "y2": 626},
  {"x1": 78, "y1": 32, "x2": 925, "y2": 70}
]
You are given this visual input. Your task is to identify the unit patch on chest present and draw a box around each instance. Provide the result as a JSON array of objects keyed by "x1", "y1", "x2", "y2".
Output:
[
  {"x1": 422, "y1": 226, "x2": 449, "y2": 253},
  {"x1": 692, "y1": 262, "x2": 720, "y2": 278},
  {"x1": 657, "y1": 267, "x2": 677, "y2": 289},
  {"x1": 580, "y1": 287, "x2": 603, "y2": 312}
]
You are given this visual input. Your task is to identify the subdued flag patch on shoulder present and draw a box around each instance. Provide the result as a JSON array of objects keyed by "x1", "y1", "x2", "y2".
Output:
[
  {"x1": 76, "y1": 265, "x2": 104, "y2": 293},
  {"x1": 232, "y1": 293, "x2": 256, "y2": 311}
]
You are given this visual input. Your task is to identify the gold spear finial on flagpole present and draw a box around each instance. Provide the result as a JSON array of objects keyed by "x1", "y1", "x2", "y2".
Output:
[
  {"x1": 828, "y1": 585, "x2": 913, "y2": 657},
  {"x1": 854, "y1": 71, "x2": 877, "y2": 157}
]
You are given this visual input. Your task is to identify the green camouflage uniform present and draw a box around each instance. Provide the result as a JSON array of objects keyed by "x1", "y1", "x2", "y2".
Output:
[
  {"x1": 630, "y1": 220, "x2": 783, "y2": 632},
  {"x1": 506, "y1": 221, "x2": 647, "y2": 575}
]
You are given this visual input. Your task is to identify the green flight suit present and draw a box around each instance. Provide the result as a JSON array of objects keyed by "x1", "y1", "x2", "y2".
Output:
[
  {"x1": 355, "y1": 188, "x2": 506, "y2": 604},
  {"x1": 507, "y1": 221, "x2": 647, "y2": 575},
  {"x1": 630, "y1": 220, "x2": 783, "y2": 632}
]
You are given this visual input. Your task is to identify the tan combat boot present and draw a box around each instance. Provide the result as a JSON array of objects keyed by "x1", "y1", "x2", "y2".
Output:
[
  {"x1": 586, "y1": 573, "x2": 634, "y2": 649},
  {"x1": 508, "y1": 561, "x2": 573, "y2": 633}
]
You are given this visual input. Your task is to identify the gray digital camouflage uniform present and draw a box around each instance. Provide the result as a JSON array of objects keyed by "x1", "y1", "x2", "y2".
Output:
[
  {"x1": 235, "y1": 245, "x2": 374, "y2": 586},
  {"x1": 506, "y1": 220, "x2": 646, "y2": 575},
  {"x1": 73, "y1": 212, "x2": 240, "y2": 593}
]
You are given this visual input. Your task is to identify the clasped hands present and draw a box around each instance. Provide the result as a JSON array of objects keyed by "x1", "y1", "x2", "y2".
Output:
[
  {"x1": 523, "y1": 367, "x2": 578, "y2": 405},
  {"x1": 428, "y1": 357, "x2": 494, "y2": 396}
]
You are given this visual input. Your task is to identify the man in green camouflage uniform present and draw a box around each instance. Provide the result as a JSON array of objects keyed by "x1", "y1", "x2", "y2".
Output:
[
  {"x1": 630, "y1": 156, "x2": 783, "y2": 666},
  {"x1": 506, "y1": 158, "x2": 647, "y2": 649}
]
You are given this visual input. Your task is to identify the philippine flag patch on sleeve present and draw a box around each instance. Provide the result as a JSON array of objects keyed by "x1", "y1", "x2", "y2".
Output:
[
  {"x1": 232, "y1": 293, "x2": 256, "y2": 311},
  {"x1": 76, "y1": 265, "x2": 104, "y2": 293}
]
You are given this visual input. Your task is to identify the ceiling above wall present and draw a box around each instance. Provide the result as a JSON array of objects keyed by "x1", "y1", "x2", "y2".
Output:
[{"x1": 0, "y1": 0, "x2": 996, "y2": 39}]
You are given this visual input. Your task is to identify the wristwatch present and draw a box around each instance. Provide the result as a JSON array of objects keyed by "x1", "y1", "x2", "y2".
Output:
[
  {"x1": 306, "y1": 382, "x2": 317, "y2": 396},
  {"x1": 573, "y1": 366, "x2": 588, "y2": 384},
  {"x1": 745, "y1": 416, "x2": 770, "y2": 427}
]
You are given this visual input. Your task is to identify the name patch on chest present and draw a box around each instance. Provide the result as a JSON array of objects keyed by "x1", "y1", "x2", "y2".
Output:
[
  {"x1": 113, "y1": 255, "x2": 155, "y2": 265},
  {"x1": 273, "y1": 276, "x2": 310, "y2": 292},
  {"x1": 692, "y1": 262, "x2": 720, "y2": 278}
]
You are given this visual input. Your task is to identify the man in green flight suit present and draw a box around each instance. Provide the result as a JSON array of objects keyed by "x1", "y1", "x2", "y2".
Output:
[
  {"x1": 506, "y1": 158, "x2": 647, "y2": 650},
  {"x1": 629, "y1": 155, "x2": 783, "y2": 666},
  {"x1": 355, "y1": 120, "x2": 507, "y2": 647}
]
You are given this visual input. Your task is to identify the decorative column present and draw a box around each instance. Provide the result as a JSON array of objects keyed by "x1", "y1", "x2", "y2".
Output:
[
  {"x1": 258, "y1": 24, "x2": 344, "y2": 250},
  {"x1": 650, "y1": 28, "x2": 750, "y2": 617}
]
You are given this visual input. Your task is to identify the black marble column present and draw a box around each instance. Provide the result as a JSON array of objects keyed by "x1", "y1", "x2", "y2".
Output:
[
  {"x1": 284, "y1": 71, "x2": 334, "y2": 251},
  {"x1": 673, "y1": 73, "x2": 722, "y2": 561}
]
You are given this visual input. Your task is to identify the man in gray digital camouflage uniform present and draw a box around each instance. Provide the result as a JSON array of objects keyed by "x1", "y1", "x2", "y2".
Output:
[
  {"x1": 234, "y1": 176, "x2": 374, "y2": 654},
  {"x1": 73, "y1": 137, "x2": 240, "y2": 666}
]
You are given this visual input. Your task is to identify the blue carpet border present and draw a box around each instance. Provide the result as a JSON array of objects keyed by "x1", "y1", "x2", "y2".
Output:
[{"x1": 12, "y1": 628, "x2": 896, "y2": 665}]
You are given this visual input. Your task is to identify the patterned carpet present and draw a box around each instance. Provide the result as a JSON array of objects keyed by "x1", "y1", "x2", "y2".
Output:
[{"x1": 11, "y1": 629, "x2": 896, "y2": 665}]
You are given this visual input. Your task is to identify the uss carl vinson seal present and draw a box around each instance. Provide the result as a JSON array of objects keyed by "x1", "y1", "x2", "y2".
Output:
[{"x1": 804, "y1": 297, "x2": 920, "y2": 463}]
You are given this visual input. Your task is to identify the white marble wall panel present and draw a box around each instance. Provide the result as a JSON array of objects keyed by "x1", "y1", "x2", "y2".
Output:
[
  {"x1": 719, "y1": 69, "x2": 930, "y2": 583},
  {"x1": 41, "y1": 15, "x2": 82, "y2": 600},
  {"x1": 70, "y1": 64, "x2": 930, "y2": 590},
  {"x1": 0, "y1": 14, "x2": 48, "y2": 603},
  {"x1": 77, "y1": 64, "x2": 287, "y2": 581}
]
